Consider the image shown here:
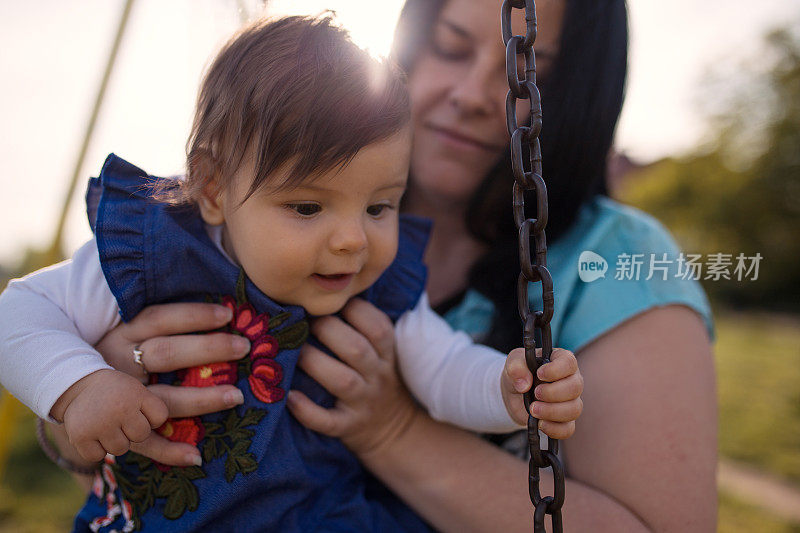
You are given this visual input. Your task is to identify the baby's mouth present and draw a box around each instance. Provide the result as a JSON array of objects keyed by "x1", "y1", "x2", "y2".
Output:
[{"x1": 311, "y1": 273, "x2": 355, "y2": 291}]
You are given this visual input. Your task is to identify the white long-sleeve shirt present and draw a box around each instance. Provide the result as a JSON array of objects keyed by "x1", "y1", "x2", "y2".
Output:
[{"x1": 0, "y1": 236, "x2": 520, "y2": 433}]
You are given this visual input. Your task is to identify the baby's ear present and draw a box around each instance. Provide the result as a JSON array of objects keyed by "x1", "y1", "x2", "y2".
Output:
[{"x1": 190, "y1": 152, "x2": 226, "y2": 226}]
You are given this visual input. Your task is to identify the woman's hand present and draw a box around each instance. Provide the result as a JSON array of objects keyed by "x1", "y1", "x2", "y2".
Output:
[
  {"x1": 89, "y1": 302, "x2": 251, "y2": 466},
  {"x1": 286, "y1": 298, "x2": 419, "y2": 456}
]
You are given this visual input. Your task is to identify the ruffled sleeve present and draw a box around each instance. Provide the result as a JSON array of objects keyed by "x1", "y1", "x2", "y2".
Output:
[
  {"x1": 360, "y1": 214, "x2": 431, "y2": 322},
  {"x1": 89, "y1": 154, "x2": 156, "y2": 322}
]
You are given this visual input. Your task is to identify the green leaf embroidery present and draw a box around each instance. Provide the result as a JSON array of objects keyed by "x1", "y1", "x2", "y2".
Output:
[
  {"x1": 240, "y1": 408, "x2": 267, "y2": 428},
  {"x1": 234, "y1": 454, "x2": 258, "y2": 475},
  {"x1": 230, "y1": 439, "x2": 250, "y2": 457},
  {"x1": 224, "y1": 454, "x2": 237, "y2": 483},
  {"x1": 268, "y1": 311, "x2": 291, "y2": 329},
  {"x1": 163, "y1": 491, "x2": 186, "y2": 520},
  {"x1": 154, "y1": 476, "x2": 181, "y2": 498},
  {"x1": 235, "y1": 270, "x2": 247, "y2": 305},
  {"x1": 232, "y1": 428, "x2": 255, "y2": 441},
  {"x1": 202, "y1": 438, "x2": 218, "y2": 463},
  {"x1": 273, "y1": 321, "x2": 309, "y2": 349},
  {"x1": 181, "y1": 466, "x2": 206, "y2": 481},
  {"x1": 224, "y1": 409, "x2": 238, "y2": 433},
  {"x1": 181, "y1": 475, "x2": 200, "y2": 512}
]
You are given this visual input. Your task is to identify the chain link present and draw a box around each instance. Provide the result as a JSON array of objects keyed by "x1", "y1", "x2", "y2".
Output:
[{"x1": 501, "y1": 1, "x2": 564, "y2": 530}]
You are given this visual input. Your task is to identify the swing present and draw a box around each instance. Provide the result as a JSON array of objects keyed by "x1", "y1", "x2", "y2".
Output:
[{"x1": 502, "y1": 1, "x2": 565, "y2": 531}]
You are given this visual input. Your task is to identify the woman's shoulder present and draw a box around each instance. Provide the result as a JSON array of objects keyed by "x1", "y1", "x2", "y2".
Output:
[
  {"x1": 546, "y1": 196, "x2": 715, "y2": 352},
  {"x1": 555, "y1": 196, "x2": 679, "y2": 257}
]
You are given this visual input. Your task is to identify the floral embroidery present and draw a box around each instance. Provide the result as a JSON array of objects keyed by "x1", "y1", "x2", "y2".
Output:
[
  {"x1": 98, "y1": 271, "x2": 309, "y2": 531},
  {"x1": 90, "y1": 457, "x2": 135, "y2": 532},
  {"x1": 179, "y1": 362, "x2": 237, "y2": 387}
]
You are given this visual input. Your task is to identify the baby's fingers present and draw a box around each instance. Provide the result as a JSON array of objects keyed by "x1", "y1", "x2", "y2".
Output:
[
  {"x1": 538, "y1": 420, "x2": 576, "y2": 440},
  {"x1": 100, "y1": 429, "x2": 131, "y2": 457},
  {"x1": 140, "y1": 392, "x2": 169, "y2": 429},
  {"x1": 531, "y1": 397, "x2": 583, "y2": 423},
  {"x1": 505, "y1": 348, "x2": 534, "y2": 393},
  {"x1": 537, "y1": 348, "x2": 578, "y2": 382},
  {"x1": 75, "y1": 440, "x2": 107, "y2": 463},
  {"x1": 122, "y1": 413, "x2": 153, "y2": 443},
  {"x1": 286, "y1": 390, "x2": 348, "y2": 438},
  {"x1": 534, "y1": 373, "x2": 583, "y2": 403}
]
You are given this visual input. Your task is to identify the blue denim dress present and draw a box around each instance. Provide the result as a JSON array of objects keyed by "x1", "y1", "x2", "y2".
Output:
[{"x1": 74, "y1": 154, "x2": 432, "y2": 532}]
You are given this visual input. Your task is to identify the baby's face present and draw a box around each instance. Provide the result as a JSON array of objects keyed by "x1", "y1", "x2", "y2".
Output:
[{"x1": 201, "y1": 127, "x2": 412, "y2": 316}]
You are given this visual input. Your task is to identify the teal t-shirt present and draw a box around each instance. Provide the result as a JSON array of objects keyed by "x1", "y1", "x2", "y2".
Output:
[{"x1": 443, "y1": 196, "x2": 715, "y2": 352}]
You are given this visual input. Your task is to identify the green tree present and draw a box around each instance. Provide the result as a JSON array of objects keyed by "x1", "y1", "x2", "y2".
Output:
[{"x1": 621, "y1": 25, "x2": 800, "y2": 310}]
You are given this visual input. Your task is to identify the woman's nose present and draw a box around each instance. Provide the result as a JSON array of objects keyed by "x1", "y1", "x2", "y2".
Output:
[
  {"x1": 329, "y1": 217, "x2": 368, "y2": 254},
  {"x1": 448, "y1": 58, "x2": 500, "y2": 117}
]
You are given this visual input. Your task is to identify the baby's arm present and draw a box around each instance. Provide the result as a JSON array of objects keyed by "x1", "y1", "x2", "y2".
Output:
[
  {"x1": 0, "y1": 240, "x2": 167, "y2": 460},
  {"x1": 395, "y1": 294, "x2": 582, "y2": 436}
]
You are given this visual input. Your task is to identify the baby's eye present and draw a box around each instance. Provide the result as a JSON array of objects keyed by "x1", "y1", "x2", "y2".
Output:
[
  {"x1": 287, "y1": 203, "x2": 321, "y2": 216},
  {"x1": 366, "y1": 203, "x2": 393, "y2": 217}
]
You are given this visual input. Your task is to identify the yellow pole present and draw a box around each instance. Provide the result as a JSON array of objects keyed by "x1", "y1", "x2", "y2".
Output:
[
  {"x1": 0, "y1": 392, "x2": 23, "y2": 481},
  {"x1": 43, "y1": 0, "x2": 136, "y2": 266},
  {"x1": 0, "y1": 0, "x2": 136, "y2": 483}
]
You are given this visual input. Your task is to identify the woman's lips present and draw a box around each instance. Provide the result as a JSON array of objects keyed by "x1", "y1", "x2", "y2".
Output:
[
  {"x1": 426, "y1": 125, "x2": 502, "y2": 153},
  {"x1": 311, "y1": 273, "x2": 355, "y2": 292}
]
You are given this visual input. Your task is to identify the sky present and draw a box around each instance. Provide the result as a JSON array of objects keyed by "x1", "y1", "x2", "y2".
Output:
[{"x1": 0, "y1": 0, "x2": 797, "y2": 265}]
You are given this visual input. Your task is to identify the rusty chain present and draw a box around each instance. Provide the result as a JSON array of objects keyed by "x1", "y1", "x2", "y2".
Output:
[{"x1": 501, "y1": 0, "x2": 564, "y2": 531}]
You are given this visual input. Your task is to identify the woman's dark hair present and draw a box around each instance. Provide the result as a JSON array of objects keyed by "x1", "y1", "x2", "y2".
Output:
[{"x1": 393, "y1": 0, "x2": 629, "y2": 352}]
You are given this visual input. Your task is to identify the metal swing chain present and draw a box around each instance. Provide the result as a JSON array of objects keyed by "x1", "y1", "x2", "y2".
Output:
[{"x1": 501, "y1": 1, "x2": 564, "y2": 531}]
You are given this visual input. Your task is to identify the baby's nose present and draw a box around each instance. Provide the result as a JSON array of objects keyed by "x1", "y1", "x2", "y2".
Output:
[{"x1": 329, "y1": 218, "x2": 368, "y2": 254}]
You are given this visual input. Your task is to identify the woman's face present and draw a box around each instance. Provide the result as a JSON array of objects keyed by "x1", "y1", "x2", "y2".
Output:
[{"x1": 407, "y1": 0, "x2": 564, "y2": 209}]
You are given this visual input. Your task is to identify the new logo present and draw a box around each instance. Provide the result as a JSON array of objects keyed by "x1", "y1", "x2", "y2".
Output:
[{"x1": 578, "y1": 251, "x2": 607, "y2": 282}]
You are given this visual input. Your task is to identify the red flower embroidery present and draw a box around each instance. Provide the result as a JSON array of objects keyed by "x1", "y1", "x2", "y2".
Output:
[
  {"x1": 179, "y1": 362, "x2": 238, "y2": 387},
  {"x1": 157, "y1": 417, "x2": 206, "y2": 446},
  {"x1": 221, "y1": 295, "x2": 286, "y2": 404},
  {"x1": 250, "y1": 335, "x2": 278, "y2": 362},
  {"x1": 223, "y1": 296, "x2": 270, "y2": 340},
  {"x1": 249, "y1": 360, "x2": 284, "y2": 403}
]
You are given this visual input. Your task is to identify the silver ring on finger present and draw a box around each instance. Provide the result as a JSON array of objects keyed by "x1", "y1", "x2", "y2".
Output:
[{"x1": 133, "y1": 345, "x2": 149, "y2": 375}]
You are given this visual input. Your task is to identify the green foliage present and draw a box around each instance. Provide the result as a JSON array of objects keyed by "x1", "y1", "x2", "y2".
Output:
[
  {"x1": 719, "y1": 490, "x2": 800, "y2": 533},
  {"x1": 0, "y1": 412, "x2": 86, "y2": 532},
  {"x1": 715, "y1": 312, "x2": 800, "y2": 484},
  {"x1": 619, "y1": 25, "x2": 800, "y2": 310}
]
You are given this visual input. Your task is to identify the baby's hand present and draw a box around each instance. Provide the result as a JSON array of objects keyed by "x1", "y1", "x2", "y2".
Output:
[
  {"x1": 50, "y1": 369, "x2": 168, "y2": 462},
  {"x1": 501, "y1": 348, "x2": 583, "y2": 439}
]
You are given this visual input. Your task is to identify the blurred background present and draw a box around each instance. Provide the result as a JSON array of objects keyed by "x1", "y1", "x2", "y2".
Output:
[{"x1": 0, "y1": 0, "x2": 798, "y2": 531}]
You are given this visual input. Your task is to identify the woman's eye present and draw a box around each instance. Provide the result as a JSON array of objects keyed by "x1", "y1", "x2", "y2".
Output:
[
  {"x1": 366, "y1": 204, "x2": 392, "y2": 217},
  {"x1": 430, "y1": 36, "x2": 469, "y2": 61},
  {"x1": 288, "y1": 203, "x2": 321, "y2": 216}
]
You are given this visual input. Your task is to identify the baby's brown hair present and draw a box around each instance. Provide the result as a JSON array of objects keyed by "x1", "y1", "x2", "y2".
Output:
[{"x1": 163, "y1": 15, "x2": 410, "y2": 203}]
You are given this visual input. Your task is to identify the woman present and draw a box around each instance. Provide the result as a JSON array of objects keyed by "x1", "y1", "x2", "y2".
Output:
[{"x1": 54, "y1": 0, "x2": 717, "y2": 530}]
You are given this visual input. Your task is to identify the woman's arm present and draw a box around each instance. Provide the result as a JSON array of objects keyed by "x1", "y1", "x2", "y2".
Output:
[
  {"x1": 563, "y1": 304, "x2": 717, "y2": 531},
  {"x1": 290, "y1": 301, "x2": 716, "y2": 532}
]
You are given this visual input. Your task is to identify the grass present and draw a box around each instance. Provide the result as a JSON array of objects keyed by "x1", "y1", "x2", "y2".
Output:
[
  {"x1": 715, "y1": 310, "x2": 800, "y2": 485},
  {"x1": 0, "y1": 412, "x2": 85, "y2": 532},
  {"x1": 718, "y1": 489, "x2": 800, "y2": 533},
  {"x1": 0, "y1": 309, "x2": 799, "y2": 531}
]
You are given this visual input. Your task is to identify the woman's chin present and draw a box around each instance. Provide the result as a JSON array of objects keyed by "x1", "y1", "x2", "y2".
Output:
[{"x1": 411, "y1": 165, "x2": 484, "y2": 208}]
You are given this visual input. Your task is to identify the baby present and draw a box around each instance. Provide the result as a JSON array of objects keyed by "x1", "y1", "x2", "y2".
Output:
[{"x1": 0, "y1": 16, "x2": 580, "y2": 532}]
